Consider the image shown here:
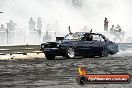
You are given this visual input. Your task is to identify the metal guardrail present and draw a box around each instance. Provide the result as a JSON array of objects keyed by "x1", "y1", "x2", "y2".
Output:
[{"x1": 0, "y1": 45, "x2": 42, "y2": 55}]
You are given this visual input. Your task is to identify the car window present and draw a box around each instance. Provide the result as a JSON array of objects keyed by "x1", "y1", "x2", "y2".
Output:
[
  {"x1": 64, "y1": 33, "x2": 80, "y2": 40},
  {"x1": 92, "y1": 34, "x2": 105, "y2": 42},
  {"x1": 82, "y1": 33, "x2": 93, "y2": 41}
]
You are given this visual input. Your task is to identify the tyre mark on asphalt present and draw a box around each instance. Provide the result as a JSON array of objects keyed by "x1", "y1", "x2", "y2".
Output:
[{"x1": 0, "y1": 56, "x2": 132, "y2": 87}]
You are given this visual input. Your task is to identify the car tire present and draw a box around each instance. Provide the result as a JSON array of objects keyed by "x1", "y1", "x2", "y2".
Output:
[
  {"x1": 101, "y1": 48, "x2": 108, "y2": 57},
  {"x1": 66, "y1": 47, "x2": 75, "y2": 59},
  {"x1": 45, "y1": 54, "x2": 55, "y2": 60}
]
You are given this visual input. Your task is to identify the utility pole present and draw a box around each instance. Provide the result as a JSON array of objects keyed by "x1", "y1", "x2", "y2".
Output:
[
  {"x1": 0, "y1": 11, "x2": 4, "y2": 45},
  {"x1": 6, "y1": 29, "x2": 8, "y2": 45}
]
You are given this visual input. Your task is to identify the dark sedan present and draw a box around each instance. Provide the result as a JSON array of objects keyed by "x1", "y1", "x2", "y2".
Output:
[{"x1": 41, "y1": 32, "x2": 118, "y2": 60}]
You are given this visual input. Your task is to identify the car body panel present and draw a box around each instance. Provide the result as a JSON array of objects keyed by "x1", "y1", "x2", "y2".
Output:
[{"x1": 41, "y1": 32, "x2": 119, "y2": 57}]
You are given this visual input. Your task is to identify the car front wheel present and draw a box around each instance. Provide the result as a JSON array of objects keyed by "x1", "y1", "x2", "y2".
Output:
[{"x1": 66, "y1": 47, "x2": 75, "y2": 58}]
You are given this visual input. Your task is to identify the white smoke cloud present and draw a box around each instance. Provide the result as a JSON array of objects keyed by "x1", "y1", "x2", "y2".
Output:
[
  {"x1": 0, "y1": 0, "x2": 132, "y2": 33},
  {"x1": 110, "y1": 50, "x2": 132, "y2": 57}
]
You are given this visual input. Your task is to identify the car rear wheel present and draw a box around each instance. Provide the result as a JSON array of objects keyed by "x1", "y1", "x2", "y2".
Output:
[
  {"x1": 45, "y1": 54, "x2": 55, "y2": 60},
  {"x1": 66, "y1": 47, "x2": 75, "y2": 58},
  {"x1": 101, "y1": 49, "x2": 108, "y2": 57}
]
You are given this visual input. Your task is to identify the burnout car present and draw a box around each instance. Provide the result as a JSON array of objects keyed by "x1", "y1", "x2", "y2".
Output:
[{"x1": 40, "y1": 32, "x2": 118, "y2": 60}]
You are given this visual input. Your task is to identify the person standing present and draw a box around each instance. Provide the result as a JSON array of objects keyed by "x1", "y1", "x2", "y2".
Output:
[
  {"x1": 6, "y1": 20, "x2": 16, "y2": 31},
  {"x1": 110, "y1": 25, "x2": 115, "y2": 32},
  {"x1": 0, "y1": 24, "x2": 5, "y2": 31},
  {"x1": 37, "y1": 17, "x2": 42, "y2": 37},
  {"x1": 115, "y1": 24, "x2": 122, "y2": 32},
  {"x1": 37, "y1": 17, "x2": 42, "y2": 31},
  {"x1": 104, "y1": 17, "x2": 109, "y2": 31},
  {"x1": 29, "y1": 17, "x2": 36, "y2": 31},
  {"x1": 43, "y1": 31, "x2": 51, "y2": 42}
]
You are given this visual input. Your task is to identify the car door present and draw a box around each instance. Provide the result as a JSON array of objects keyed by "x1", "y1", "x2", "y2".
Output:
[
  {"x1": 92, "y1": 34, "x2": 106, "y2": 54},
  {"x1": 76, "y1": 37, "x2": 94, "y2": 55}
]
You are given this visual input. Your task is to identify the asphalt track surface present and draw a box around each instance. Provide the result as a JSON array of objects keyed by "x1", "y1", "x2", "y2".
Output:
[{"x1": 0, "y1": 43, "x2": 132, "y2": 88}]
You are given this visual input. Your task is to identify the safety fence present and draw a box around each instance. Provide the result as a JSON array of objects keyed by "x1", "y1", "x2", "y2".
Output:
[{"x1": 0, "y1": 45, "x2": 41, "y2": 55}]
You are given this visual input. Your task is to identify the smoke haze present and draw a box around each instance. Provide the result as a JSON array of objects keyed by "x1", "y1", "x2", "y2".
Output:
[
  {"x1": 0, "y1": 0, "x2": 132, "y2": 45},
  {"x1": 0, "y1": 0, "x2": 131, "y2": 31}
]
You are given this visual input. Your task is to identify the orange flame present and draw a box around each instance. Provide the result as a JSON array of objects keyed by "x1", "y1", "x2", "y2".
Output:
[{"x1": 78, "y1": 66, "x2": 86, "y2": 76}]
